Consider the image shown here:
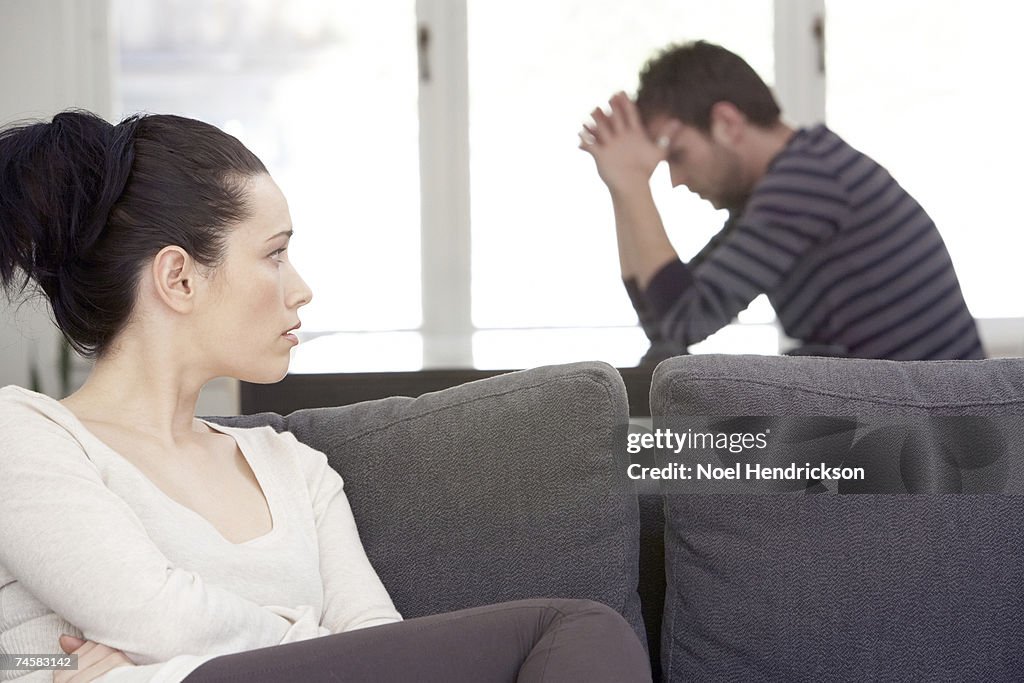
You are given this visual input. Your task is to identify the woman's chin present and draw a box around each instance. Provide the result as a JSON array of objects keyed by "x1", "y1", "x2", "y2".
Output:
[{"x1": 239, "y1": 361, "x2": 291, "y2": 384}]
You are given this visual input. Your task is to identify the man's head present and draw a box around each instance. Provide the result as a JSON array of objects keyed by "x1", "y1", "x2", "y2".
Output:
[
  {"x1": 636, "y1": 40, "x2": 780, "y2": 133},
  {"x1": 636, "y1": 41, "x2": 784, "y2": 210}
]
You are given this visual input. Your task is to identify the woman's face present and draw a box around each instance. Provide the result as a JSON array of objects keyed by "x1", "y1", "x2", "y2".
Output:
[{"x1": 197, "y1": 173, "x2": 313, "y2": 383}]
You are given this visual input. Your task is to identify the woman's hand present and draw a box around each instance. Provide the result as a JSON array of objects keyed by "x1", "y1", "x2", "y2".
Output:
[{"x1": 54, "y1": 634, "x2": 135, "y2": 682}]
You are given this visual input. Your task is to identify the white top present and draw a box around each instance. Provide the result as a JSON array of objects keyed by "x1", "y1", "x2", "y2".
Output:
[{"x1": 0, "y1": 386, "x2": 402, "y2": 682}]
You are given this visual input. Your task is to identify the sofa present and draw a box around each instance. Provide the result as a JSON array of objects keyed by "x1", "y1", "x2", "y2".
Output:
[
  {"x1": 211, "y1": 361, "x2": 654, "y2": 673},
  {"x1": 650, "y1": 354, "x2": 1024, "y2": 682},
  {"x1": 213, "y1": 354, "x2": 1024, "y2": 682}
]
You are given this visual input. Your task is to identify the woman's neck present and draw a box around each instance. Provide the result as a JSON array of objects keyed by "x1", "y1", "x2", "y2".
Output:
[{"x1": 60, "y1": 348, "x2": 213, "y2": 446}]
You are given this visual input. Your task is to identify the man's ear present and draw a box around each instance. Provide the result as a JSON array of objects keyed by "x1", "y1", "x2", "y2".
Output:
[
  {"x1": 708, "y1": 101, "x2": 746, "y2": 148},
  {"x1": 150, "y1": 246, "x2": 199, "y2": 313}
]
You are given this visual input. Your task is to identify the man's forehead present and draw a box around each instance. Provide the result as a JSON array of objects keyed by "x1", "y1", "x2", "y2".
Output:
[{"x1": 645, "y1": 114, "x2": 685, "y2": 142}]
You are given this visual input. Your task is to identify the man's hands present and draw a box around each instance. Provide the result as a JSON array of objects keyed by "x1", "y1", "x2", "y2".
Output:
[
  {"x1": 54, "y1": 634, "x2": 134, "y2": 682},
  {"x1": 578, "y1": 91, "x2": 680, "y2": 288},
  {"x1": 578, "y1": 92, "x2": 666, "y2": 192}
]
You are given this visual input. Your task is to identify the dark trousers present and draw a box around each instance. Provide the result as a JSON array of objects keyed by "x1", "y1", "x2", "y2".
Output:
[{"x1": 183, "y1": 598, "x2": 652, "y2": 682}]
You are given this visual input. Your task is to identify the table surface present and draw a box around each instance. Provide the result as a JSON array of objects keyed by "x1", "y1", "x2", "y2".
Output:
[{"x1": 241, "y1": 324, "x2": 784, "y2": 416}]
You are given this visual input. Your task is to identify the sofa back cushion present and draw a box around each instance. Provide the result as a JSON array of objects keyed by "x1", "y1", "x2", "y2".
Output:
[
  {"x1": 651, "y1": 355, "x2": 1024, "y2": 682},
  {"x1": 212, "y1": 361, "x2": 646, "y2": 644}
]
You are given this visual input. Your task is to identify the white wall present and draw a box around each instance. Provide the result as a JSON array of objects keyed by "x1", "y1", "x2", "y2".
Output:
[{"x1": 0, "y1": 0, "x2": 111, "y2": 396}]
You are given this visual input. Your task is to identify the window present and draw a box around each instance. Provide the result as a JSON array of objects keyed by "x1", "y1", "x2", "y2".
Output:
[
  {"x1": 115, "y1": 1, "x2": 1019, "y2": 361},
  {"x1": 825, "y1": 0, "x2": 1024, "y2": 318},
  {"x1": 116, "y1": 1, "x2": 776, "y2": 342},
  {"x1": 116, "y1": 0, "x2": 421, "y2": 332},
  {"x1": 466, "y1": 0, "x2": 774, "y2": 329}
]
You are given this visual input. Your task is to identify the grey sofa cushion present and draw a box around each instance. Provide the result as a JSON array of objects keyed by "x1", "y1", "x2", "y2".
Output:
[
  {"x1": 651, "y1": 355, "x2": 1024, "y2": 682},
  {"x1": 211, "y1": 361, "x2": 646, "y2": 644}
]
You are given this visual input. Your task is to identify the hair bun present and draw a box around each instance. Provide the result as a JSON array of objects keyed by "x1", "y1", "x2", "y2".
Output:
[
  {"x1": 0, "y1": 110, "x2": 139, "y2": 298},
  {"x1": 50, "y1": 111, "x2": 140, "y2": 260}
]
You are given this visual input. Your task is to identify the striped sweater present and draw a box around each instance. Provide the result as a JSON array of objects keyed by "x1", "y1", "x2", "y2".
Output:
[{"x1": 628, "y1": 124, "x2": 984, "y2": 360}]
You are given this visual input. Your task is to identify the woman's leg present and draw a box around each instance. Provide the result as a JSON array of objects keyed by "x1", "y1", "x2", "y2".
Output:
[{"x1": 183, "y1": 598, "x2": 651, "y2": 683}]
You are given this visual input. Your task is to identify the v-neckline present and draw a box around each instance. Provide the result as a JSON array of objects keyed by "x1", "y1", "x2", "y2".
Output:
[{"x1": 32, "y1": 388, "x2": 279, "y2": 546}]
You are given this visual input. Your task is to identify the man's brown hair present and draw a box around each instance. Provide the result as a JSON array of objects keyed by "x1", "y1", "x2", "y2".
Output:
[{"x1": 636, "y1": 40, "x2": 781, "y2": 132}]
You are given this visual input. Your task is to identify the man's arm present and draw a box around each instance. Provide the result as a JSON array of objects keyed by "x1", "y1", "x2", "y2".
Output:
[
  {"x1": 644, "y1": 171, "x2": 848, "y2": 347},
  {"x1": 579, "y1": 92, "x2": 678, "y2": 288},
  {"x1": 609, "y1": 181, "x2": 678, "y2": 290}
]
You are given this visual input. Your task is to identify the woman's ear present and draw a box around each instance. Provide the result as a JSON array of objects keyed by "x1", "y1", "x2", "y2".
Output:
[
  {"x1": 150, "y1": 246, "x2": 198, "y2": 313},
  {"x1": 708, "y1": 101, "x2": 746, "y2": 148}
]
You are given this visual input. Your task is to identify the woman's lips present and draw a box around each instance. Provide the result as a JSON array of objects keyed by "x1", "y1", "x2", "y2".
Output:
[{"x1": 282, "y1": 325, "x2": 300, "y2": 344}]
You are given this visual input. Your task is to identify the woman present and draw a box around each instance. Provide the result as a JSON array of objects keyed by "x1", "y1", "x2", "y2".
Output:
[{"x1": 0, "y1": 111, "x2": 651, "y2": 682}]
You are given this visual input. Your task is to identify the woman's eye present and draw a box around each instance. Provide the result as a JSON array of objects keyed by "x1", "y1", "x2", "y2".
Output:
[{"x1": 269, "y1": 248, "x2": 287, "y2": 260}]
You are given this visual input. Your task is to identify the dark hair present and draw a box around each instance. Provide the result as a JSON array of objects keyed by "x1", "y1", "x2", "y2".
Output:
[
  {"x1": 636, "y1": 40, "x2": 781, "y2": 132},
  {"x1": 0, "y1": 110, "x2": 267, "y2": 359}
]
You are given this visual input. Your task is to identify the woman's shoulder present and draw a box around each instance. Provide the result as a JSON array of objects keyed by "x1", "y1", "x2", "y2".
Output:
[
  {"x1": 200, "y1": 419, "x2": 314, "y2": 449},
  {"x1": 199, "y1": 419, "x2": 331, "y2": 473},
  {"x1": 0, "y1": 386, "x2": 93, "y2": 468},
  {"x1": 199, "y1": 421, "x2": 342, "y2": 504},
  {"x1": 0, "y1": 384, "x2": 71, "y2": 428},
  {"x1": 1, "y1": 383, "x2": 50, "y2": 402},
  {"x1": 197, "y1": 418, "x2": 287, "y2": 446}
]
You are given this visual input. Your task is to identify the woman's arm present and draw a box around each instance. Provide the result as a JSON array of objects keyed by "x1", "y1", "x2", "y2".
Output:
[
  {"x1": 0, "y1": 414, "x2": 325, "y2": 666},
  {"x1": 282, "y1": 433, "x2": 403, "y2": 632}
]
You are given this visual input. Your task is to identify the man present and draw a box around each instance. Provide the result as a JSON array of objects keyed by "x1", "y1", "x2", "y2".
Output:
[{"x1": 579, "y1": 40, "x2": 984, "y2": 360}]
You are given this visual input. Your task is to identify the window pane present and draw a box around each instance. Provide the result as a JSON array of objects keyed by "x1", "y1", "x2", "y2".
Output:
[
  {"x1": 115, "y1": 0, "x2": 421, "y2": 331},
  {"x1": 467, "y1": 1, "x2": 774, "y2": 328},
  {"x1": 826, "y1": 0, "x2": 1024, "y2": 318}
]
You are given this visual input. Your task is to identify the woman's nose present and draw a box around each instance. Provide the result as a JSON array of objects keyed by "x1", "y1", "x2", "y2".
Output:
[{"x1": 289, "y1": 267, "x2": 313, "y2": 308}]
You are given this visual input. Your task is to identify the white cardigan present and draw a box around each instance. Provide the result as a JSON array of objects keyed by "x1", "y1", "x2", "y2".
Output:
[{"x1": 0, "y1": 386, "x2": 401, "y2": 682}]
